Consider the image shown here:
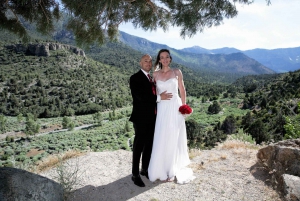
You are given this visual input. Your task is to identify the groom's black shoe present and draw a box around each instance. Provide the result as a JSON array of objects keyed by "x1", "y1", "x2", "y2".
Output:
[
  {"x1": 132, "y1": 175, "x2": 145, "y2": 187},
  {"x1": 140, "y1": 169, "x2": 149, "y2": 179}
]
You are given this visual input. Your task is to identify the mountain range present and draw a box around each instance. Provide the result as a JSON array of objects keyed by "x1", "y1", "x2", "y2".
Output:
[
  {"x1": 180, "y1": 46, "x2": 300, "y2": 73},
  {"x1": 119, "y1": 31, "x2": 274, "y2": 75},
  {"x1": 1, "y1": 18, "x2": 300, "y2": 82},
  {"x1": 119, "y1": 31, "x2": 300, "y2": 73}
]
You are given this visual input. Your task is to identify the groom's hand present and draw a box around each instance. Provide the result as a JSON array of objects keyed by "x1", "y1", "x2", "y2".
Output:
[{"x1": 160, "y1": 91, "x2": 173, "y2": 100}]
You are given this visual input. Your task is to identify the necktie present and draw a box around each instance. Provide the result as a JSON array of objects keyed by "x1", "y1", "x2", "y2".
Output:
[
  {"x1": 147, "y1": 74, "x2": 156, "y2": 95},
  {"x1": 147, "y1": 74, "x2": 157, "y2": 114}
]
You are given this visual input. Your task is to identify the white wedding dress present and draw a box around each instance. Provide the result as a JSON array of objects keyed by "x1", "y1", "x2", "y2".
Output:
[{"x1": 148, "y1": 77, "x2": 195, "y2": 184}]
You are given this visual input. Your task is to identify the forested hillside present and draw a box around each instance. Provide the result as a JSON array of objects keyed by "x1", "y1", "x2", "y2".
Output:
[
  {"x1": 208, "y1": 70, "x2": 300, "y2": 145},
  {"x1": 1, "y1": 25, "x2": 299, "y2": 147},
  {"x1": 0, "y1": 43, "x2": 131, "y2": 117}
]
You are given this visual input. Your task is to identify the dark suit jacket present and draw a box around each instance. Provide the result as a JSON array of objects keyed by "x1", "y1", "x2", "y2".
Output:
[{"x1": 129, "y1": 70, "x2": 157, "y2": 124}]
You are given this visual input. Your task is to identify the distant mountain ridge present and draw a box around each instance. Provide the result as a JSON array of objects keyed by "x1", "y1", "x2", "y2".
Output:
[
  {"x1": 119, "y1": 31, "x2": 300, "y2": 73},
  {"x1": 180, "y1": 46, "x2": 300, "y2": 73},
  {"x1": 180, "y1": 46, "x2": 240, "y2": 55},
  {"x1": 118, "y1": 31, "x2": 275, "y2": 75}
]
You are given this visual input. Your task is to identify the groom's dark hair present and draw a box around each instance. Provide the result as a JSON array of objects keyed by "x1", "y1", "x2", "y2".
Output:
[{"x1": 154, "y1": 49, "x2": 172, "y2": 69}]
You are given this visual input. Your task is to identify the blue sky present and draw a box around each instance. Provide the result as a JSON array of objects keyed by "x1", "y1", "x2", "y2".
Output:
[{"x1": 119, "y1": 0, "x2": 300, "y2": 51}]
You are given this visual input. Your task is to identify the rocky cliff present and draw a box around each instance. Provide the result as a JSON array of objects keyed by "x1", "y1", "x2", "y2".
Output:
[{"x1": 5, "y1": 42, "x2": 85, "y2": 57}]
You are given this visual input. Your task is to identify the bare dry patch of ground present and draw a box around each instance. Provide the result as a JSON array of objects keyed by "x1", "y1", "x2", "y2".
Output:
[{"x1": 40, "y1": 140, "x2": 282, "y2": 201}]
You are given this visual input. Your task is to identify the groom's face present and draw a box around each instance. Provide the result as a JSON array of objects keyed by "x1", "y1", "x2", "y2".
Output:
[{"x1": 140, "y1": 55, "x2": 152, "y2": 73}]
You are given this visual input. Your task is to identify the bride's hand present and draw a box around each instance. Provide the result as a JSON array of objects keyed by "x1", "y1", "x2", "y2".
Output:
[{"x1": 160, "y1": 91, "x2": 173, "y2": 100}]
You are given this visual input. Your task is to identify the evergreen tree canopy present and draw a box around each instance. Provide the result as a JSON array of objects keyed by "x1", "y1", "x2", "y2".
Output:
[{"x1": 1, "y1": 0, "x2": 271, "y2": 46}]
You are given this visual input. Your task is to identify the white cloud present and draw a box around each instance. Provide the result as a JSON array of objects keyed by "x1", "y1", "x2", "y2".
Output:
[{"x1": 119, "y1": 0, "x2": 300, "y2": 50}]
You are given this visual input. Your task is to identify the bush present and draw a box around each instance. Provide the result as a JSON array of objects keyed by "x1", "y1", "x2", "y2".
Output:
[
  {"x1": 208, "y1": 101, "x2": 222, "y2": 114},
  {"x1": 229, "y1": 129, "x2": 255, "y2": 144},
  {"x1": 5, "y1": 136, "x2": 14, "y2": 142},
  {"x1": 284, "y1": 116, "x2": 300, "y2": 139},
  {"x1": 1, "y1": 154, "x2": 9, "y2": 160},
  {"x1": 4, "y1": 148, "x2": 14, "y2": 156},
  {"x1": 3, "y1": 161, "x2": 13, "y2": 167},
  {"x1": 15, "y1": 155, "x2": 27, "y2": 162}
]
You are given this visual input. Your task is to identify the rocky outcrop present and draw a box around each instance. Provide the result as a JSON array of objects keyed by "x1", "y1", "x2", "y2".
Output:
[
  {"x1": 5, "y1": 42, "x2": 85, "y2": 57},
  {"x1": 283, "y1": 174, "x2": 300, "y2": 201},
  {"x1": 257, "y1": 139, "x2": 300, "y2": 200},
  {"x1": 0, "y1": 167, "x2": 64, "y2": 201},
  {"x1": 27, "y1": 43, "x2": 50, "y2": 56}
]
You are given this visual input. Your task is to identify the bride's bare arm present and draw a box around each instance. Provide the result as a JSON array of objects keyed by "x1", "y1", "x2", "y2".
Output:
[{"x1": 175, "y1": 69, "x2": 186, "y2": 105}]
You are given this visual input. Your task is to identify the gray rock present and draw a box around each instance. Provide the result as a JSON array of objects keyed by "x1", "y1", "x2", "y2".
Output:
[
  {"x1": 283, "y1": 174, "x2": 300, "y2": 201},
  {"x1": 4, "y1": 43, "x2": 85, "y2": 57},
  {"x1": 257, "y1": 139, "x2": 300, "y2": 198},
  {"x1": 0, "y1": 167, "x2": 63, "y2": 201},
  {"x1": 27, "y1": 44, "x2": 50, "y2": 56},
  {"x1": 49, "y1": 43, "x2": 56, "y2": 50}
]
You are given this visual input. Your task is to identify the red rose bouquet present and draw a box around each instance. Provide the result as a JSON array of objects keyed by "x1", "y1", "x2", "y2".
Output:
[{"x1": 179, "y1": 104, "x2": 193, "y2": 118}]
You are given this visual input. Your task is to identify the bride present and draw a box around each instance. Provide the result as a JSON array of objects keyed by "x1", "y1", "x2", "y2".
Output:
[{"x1": 148, "y1": 49, "x2": 195, "y2": 184}]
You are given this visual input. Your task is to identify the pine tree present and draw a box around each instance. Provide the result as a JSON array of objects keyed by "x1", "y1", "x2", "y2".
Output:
[
  {"x1": 25, "y1": 119, "x2": 40, "y2": 136},
  {"x1": 208, "y1": 100, "x2": 222, "y2": 114},
  {"x1": 0, "y1": 114, "x2": 7, "y2": 133},
  {"x1": 1, "y1": 0, "x2": 271, "y2": 46},
  {"x1": 221, "y1": 115, "x2": 236, "y2": 134},
  {"x1": 93, "y1": 111, "x2": 103, "y2": 126},
  {"x1": 62, "y1": 116, "x2": 75, "y2": 131}
]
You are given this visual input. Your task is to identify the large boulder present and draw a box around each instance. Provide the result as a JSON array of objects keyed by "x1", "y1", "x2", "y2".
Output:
[
  {"x1": 0, "y1": 167, "x2": 63, "y2": 201},
  {"x1": 257, "y1": 139, "x2": 300, "y2": 200},
  {"x1": 283, "y1": 174, "x2": 300, "y2": 201}
]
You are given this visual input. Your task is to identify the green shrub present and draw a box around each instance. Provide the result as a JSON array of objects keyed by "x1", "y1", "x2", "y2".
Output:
[
  {"x1": 3, "y1": 161, "x2": 13, "y2": 167},
  {"x1": 229, "y1": 129, "x2": 255, "y2": 144},
  {"x1": 4, "y1": 149, "x2": 14, "y2": 156},
  {"x1": 48, "y1": 145, "x2": 57, "y2": 150},
  {"x1": 1, "y1": 154, "x2": 9, "y2": 160},
  {"x1": 284, "y1": 116, "x2": 300, "y2": 140},
  {"x1": 15, "y1": 155, "x2": 27, "y2": 162},
  {"x1": 5, "y1": 136, "x2": 14, "y2": 142}
]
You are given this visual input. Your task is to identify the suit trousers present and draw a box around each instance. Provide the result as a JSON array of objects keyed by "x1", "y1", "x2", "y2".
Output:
[{"x1": 132, "y1": 121, "x2": 155, "y2": 176}]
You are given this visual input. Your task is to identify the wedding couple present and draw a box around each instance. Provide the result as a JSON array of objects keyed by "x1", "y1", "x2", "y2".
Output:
[{"x1": 129, "y1": 49, "x2": 195, "y2": 187}]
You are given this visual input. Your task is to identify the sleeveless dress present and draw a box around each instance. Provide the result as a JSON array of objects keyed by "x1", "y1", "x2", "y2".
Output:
[{"x1": 148, "y1": 75, "x2": 195, "y2": 184}]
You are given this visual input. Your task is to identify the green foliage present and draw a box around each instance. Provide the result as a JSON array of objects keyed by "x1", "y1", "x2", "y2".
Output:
[
  {"x1": 284, "y1": 106, "x2": 300, "y2": 139},
  {"x1": 232, "y1": 70, "x2": 300, "y2": 144},
  {"x1": 93, "y1": 112, "x2": 103, "y2": 126},
  {"x1": 0, "y1": 114, "x2": 7, "y2": 133},
  {"x1": 208, "y1": 101, "x2": 222, "y2": 114},
  {"x1": 25, "y1": 119, "x2": 40, "y2": 136},
  {"x1": 5, "y1": 136, "x2": 14, "y2": 143},
  {"x1": 186, "y1": 119, "x2": 205, "y2": 148},
  {"x1": 186, "y1": 118, "x2": 227, "y2": 149},
  {"x1": 62, "y1": 117, "x2": 74, "y2": 131},
  {"x1": 220, "y1": 115, "x2": 236, "y2": 134},
  {"x1": 1, "y1": 0, "x2": 269, "y2": 46},
  {"x1": 0, "y1": 44, "x2": 132, "y2": 117},
  {"x1": 0, "y1": 112, "x2": 132, "y2": 168},
  {"x1": 17, "y1": 113, "x2": 23, "y2": 123},
  {"x1": 246, "y1": 119, "x2": 270, "y2": 144},
  {"x1": 124, "y1": 121, "x2": 130, "y2": 132},
  {"x1": 229, "y1": 129, "x2": 255, "y2": 144}
]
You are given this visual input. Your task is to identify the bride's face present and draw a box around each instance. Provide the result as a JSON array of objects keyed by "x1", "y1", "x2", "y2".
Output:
[{"x1": 159, "y1": 52, "x2": 171, "y2": 68}]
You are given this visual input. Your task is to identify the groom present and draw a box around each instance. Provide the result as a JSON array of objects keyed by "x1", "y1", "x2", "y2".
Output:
[{"x1": 129, "y1": 54, "x2": 172, "y2": 187}]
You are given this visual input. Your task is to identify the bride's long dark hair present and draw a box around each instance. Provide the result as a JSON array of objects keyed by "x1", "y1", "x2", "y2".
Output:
[{"x1": 154, "y1": 49, "x2": 172, "y2": 70}]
